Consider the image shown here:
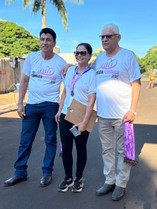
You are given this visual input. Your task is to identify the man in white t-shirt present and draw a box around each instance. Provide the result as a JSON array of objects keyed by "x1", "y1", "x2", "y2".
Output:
[
  {"x1": 95, "y1": 24, "x2": 141, "y2": 201},
  {"x1": 4, "y1": 28, "x2": 66, "y2": 188}
]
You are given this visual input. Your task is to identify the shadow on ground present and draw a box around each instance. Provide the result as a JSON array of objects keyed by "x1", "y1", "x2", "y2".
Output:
[{"x1": 124, "y1": 124, "x2": 157, "y2": 209}]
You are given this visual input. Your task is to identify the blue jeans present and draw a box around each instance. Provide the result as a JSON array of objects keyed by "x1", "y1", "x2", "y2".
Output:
[{"x1": 14, "y1": 102, "x2": 59, "y2": 177}]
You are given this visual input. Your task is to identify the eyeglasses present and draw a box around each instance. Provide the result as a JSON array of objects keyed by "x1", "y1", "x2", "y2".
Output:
[
  {"x1": 99, "y1": 34, "x2": 118, "y2": 40},
  {"x1": 74, "y1": 51, "x2": 87, "y2": 56}
]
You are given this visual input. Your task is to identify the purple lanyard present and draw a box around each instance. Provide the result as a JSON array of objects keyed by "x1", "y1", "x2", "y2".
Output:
[{"x1": 70, "y1": 66, "x2": 91, "y2": 96}]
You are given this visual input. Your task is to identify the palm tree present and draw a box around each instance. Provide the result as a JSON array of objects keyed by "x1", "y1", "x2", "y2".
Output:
[{"x1": 6, "y1": 0, "x2": 84, "y2": 31}]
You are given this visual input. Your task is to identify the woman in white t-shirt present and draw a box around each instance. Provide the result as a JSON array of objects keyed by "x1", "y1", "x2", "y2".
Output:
[{"x1": 55, "y1": 43, "x2": 96, "y2": 193}]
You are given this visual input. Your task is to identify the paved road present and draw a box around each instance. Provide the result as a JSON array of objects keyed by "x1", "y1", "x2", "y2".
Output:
[{"x1": 0, "y1": 82, "x2": 157, "y2": 209}]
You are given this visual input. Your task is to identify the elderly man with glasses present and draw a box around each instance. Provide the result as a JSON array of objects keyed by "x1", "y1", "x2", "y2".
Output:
[{"x1": 94, "y1": 23, "x2": 141, "y2": 201}]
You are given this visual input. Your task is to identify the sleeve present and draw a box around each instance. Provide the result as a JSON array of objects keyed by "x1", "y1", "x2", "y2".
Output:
[
  {"x1": 128, "y1": 51, "x2": 141, "y2": 82},
  {"x1": 91, "y1": 61, "x2": 96, "y2": 70},
  {"x1": 23, "y1": 54, "x2": 31, "y2": 77},
  {"x1": 88, "y1": 70, "x2": 96, "y2": 94}
]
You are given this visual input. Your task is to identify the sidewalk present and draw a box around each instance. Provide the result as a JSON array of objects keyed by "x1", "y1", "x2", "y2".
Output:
[
  {"x1": 0, "y1": 81, "x2": 157, "y2": 122},
  {"x1": 0, "y1": 91, "x2": 28, "y2": 117},
  {"x1": 0, "y1": 91, "x2": 18, "y2": 107}
]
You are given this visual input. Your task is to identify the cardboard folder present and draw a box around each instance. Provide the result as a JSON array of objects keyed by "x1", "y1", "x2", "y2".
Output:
[{"x1": 64, "y1": 99, "x2": 97, "y2": 132}]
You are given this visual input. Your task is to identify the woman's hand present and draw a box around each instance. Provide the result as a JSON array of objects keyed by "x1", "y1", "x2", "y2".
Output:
[{"x1": 75, "y1": 121, "x2": 87, "y2": 133}]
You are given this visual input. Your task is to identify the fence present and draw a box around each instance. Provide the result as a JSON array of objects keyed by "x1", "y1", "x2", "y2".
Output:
[{"x1": 0, "y1": 57, "x2": 24, "y2": 93}]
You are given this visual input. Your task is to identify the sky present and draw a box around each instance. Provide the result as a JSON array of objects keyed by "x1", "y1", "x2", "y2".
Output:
[{"x1": 0, "y1": 0, "x2": 157, "y2": 58}]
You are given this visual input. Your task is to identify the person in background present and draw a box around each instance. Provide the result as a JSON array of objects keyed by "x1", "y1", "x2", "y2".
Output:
[
  {"x1": 55, "y1": 43, "x2": 96, "y2": 193},
  {"x1": 146, "y1": 70, "x2": 156, "y2": 89},
  {"x1": 94, "y1": 24, "x2": 141, "y2": 201},
  {"x1": 4, "y1": 28, "x2": 66, "y2": 188}
]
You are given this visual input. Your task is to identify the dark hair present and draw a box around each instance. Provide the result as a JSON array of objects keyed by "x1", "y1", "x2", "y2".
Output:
[
  {"x1": 76, "y1": 43, "x2": 93, "y2": 54},
  {"x1": 39, "y1": 28, "x2": 56, "y2": 41}
]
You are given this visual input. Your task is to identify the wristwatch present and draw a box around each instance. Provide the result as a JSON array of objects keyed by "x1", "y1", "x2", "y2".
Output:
[{"x1": 129, "y1": 109, "x2": 137, "y2": 115}]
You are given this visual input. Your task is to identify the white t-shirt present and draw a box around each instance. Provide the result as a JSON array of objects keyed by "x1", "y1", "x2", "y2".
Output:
[
  {"x1": 95, "y1": 48, "x2": 141, "y2": 119},
  {"x1": 62, "y1": 65, "x2": 96, "y2": 115},
  {"x1": 23, "y1": 51, "x2": 66, "y2": 104}
]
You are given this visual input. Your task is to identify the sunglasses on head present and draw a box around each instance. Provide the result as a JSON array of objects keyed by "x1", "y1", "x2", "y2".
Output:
[
  {"x1": 74, "y1": 51, "x2": 87, "y2": 56},
  {"x1": 99, "y1": 34, "x2": 118, "y2": 40}
]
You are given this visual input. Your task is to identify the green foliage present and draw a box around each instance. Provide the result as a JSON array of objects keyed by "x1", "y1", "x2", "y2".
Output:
[
  {"x1": 1, "y1": 19, "x2": 157, "y2": 73},
  {"x1": 140, "y1": 46, "x2": 157, "y2": 73},
  {"x1": 0, "y1": 20, "x2": 40, "y2": 57},
  {"x1": 90, "y1": 47, "x2": 103, "y2": 65}
]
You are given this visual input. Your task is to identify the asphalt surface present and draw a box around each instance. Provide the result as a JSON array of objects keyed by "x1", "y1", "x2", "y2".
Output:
[{"x1": 0, "y1": 82, "x2": 157, "y2": 209}]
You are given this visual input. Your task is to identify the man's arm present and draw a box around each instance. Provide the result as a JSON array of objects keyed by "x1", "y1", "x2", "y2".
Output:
[
  {"x1": 17, "y1": 74, "x2": 29, "y2": 119},
  {"x1": 55, "y1": 88, "x2": 66, "y2": 123},
  {"x1": 129, "y1": 79, "x2": 141, "y2": 112},
  {"x1": 123, "y1": 78, "x2": 141, "y2": 122},
  {"x1": 62, "y1": 63, "x2": 75, "y2": 76}
]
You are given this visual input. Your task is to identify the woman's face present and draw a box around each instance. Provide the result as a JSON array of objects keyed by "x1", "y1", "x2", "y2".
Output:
[{"x1": 74, "y1": 45, "x2": 91, "y2": 66}]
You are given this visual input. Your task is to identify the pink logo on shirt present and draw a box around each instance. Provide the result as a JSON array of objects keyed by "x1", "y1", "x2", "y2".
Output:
[
  {"x1": 32, "y1": 66, "x2": 57, "y2": 82},
  {"x1": 100, "y1": 58, "x2": 117, "y2": 69}
]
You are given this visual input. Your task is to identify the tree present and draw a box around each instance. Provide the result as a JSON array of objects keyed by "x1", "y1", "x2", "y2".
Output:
[
  {"x1": 0, "y1": 20, "x2": 40, "y2": 57},
  {"x1": 140, "y1": 46, "x2": 157, "y2": 73},
  {"x1": 90, "y1": 47, "x2": 103, "y2": 65},
  {"x1": 6, "y1": 0, "x2": 84, "y2": 31}
]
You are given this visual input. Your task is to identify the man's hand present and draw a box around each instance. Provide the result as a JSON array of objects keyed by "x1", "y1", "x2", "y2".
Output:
[
  {"x1": 17, "y1": 103, "x2": 25, "y2": 119},
  {"x1": 123, "y1": 111, "x2": 136, "y2": 123},
  {"x1": 55, "y1": 111, "x2": 61, "y2": 123},
  {"x1": 62, "y1": 63, "x2": 74, "y2": 77}
]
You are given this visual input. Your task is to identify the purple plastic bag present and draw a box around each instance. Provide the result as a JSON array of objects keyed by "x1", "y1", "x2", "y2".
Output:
[{"x1": 123, "y1": 122, "x2": 137, "y2": 166}]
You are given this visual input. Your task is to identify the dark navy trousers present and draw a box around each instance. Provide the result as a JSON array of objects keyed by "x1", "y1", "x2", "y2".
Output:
[{"x1": 14, "y1": 102, "x2": 59, "y2": 177}]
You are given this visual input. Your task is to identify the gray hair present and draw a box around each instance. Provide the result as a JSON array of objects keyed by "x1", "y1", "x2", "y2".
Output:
[{"x1": 102, "y1": 24, "x2": 120, "y2": 34}]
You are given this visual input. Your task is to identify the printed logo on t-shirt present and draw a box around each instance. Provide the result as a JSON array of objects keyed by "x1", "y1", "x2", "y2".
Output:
[
  {"x1": 31, "y1": 66, "x2": 57, "y2": 83},
  {"x1": 96, "y1": 58, "x2": 119, "y2": 79}
]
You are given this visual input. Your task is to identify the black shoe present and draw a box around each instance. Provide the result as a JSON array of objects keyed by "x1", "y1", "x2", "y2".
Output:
[
  {"x1": 4, "y1": 176, "x2": 27, "y2": 187},
  {"x1": 58, "y1": 178, "x2": 74, "y2": 192},
  {"x1": 112, "y1": 186, "x2": 125, "y2": 201},
  {"x1": 40, "y1": 176, "x2": 52, "y2": 187},
  {"x1": 72, "y1": 177, "x2": 84, "y2": 193},
  {"x1": 96, "y1": 183, "x2": 115, "y2": 196}
]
